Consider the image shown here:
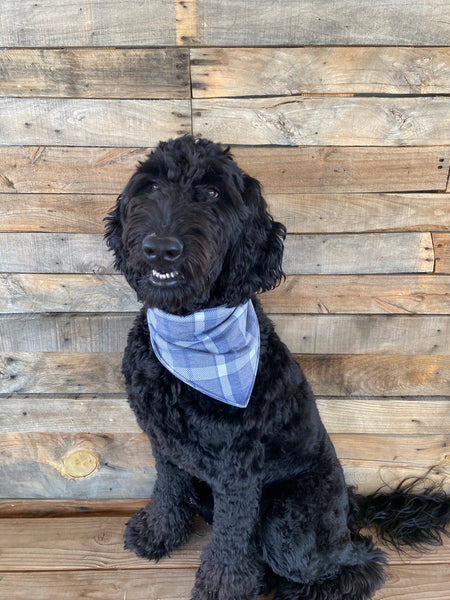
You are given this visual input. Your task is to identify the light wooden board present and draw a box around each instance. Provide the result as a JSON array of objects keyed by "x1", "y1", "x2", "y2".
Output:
[
  {"x1": 1, "y1": 353, "x2": 449, "y2": 396},
  {"x1": 0, "y1": 146, "x2": 447, "y2": 194},
  {"x1": 0, "y1": 99, "x2": 191, "y2": 147},
  {"x1": 1, "y1": 313, "x2": 448, "y2": 355},
  {"x1": 2, "y1": 396, "x2": 449, "y2": 436},
  {"x1": 434, "y1": 234, "x2": 450, "y2": 274},
  {"x1": 2, "y1": 274, "x2": 449, "y2": 315},
  {"x1": 193, "y1": 97, "x2": 450, "y2": 146},
  {"x1": 191, "y1": 47, "x2": 450, "y2": 97},
  {"x1": 0, "y1": 232, "x2": 434, "y2": 274},
  {"x1": 196, "y1": 0, "x2": 450, "y2": 46},
  {"x1": 0, "y1": 0, "x2": 176, "y2": 46},
  {"x1": 2, "y1": 193, "x2": 449, "y2": 234},
  {"x1": 0, "y1": 48, "x2": 190, "y2": 99}
]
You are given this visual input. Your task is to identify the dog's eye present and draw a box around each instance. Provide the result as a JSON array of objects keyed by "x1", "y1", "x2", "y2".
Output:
[
  {"x1": 206, "y1": 188, "x2": 219, "y2": 199},
  {"x1": 150, "y1": 182, "x2": 159, "y2": 191}
]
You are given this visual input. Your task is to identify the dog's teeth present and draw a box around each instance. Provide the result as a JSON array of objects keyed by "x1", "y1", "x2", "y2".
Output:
[{"x1": 151, "y1": 269, "x2": 179, "y2": 280}]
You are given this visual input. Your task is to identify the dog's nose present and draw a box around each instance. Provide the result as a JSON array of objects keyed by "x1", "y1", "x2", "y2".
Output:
[{"x1": 142, "y1": 234, "x2": 183, "y2": 263}]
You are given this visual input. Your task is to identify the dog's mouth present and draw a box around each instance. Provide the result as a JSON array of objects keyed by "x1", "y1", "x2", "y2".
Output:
[{"x1": 149, "y1": 269, "x2": 183, "y2": 287}]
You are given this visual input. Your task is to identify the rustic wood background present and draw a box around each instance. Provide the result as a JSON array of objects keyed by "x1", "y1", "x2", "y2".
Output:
[{"x1": 0, "y1": 1, "x2": 449, "y2": 598}]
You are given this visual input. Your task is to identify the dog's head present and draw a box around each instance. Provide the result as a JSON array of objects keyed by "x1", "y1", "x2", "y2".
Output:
[{"x1": 105, "y1": 136, "x2": 286, "y2": 314}]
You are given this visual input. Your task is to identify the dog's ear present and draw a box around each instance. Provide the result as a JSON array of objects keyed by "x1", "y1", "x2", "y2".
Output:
[
  {"x1": 104, "y1": 173, "x2": 150, "y2": 273},
  {"x1": 219, "y1": 174, "x2": 286, "y2": 303}
]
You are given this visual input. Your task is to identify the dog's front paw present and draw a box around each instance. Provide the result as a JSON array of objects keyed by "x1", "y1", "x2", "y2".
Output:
[
  {"x1": 191, "y1": 544, "x2": 260, "y2": 600},
  {"x1": 124, "y1": 503, "x2": 193, "y2": 561}
]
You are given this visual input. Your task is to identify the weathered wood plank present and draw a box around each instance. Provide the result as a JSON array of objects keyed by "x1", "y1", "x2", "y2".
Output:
[
  {"x1": 0, "y1": 146, "x2": 447, "y2": 194},
  {"x1": 2, "y1": 396, "x2": 449, "y2": 436},
  {"x1": 196, "y1": 0, "x2": 450, "y2": 46},
  {"x1": 0, "y1": 234, "x2": 112, "y2": 274},
  {"x1": 0, "y1": 49, "x2": 190, "y2": 99},
  {"x1": 1, "y1": 313, "x2": 448, "y2": 355},
  {"x1": 0, "y1": 517, "x2": 449, "y2": 574},
  {"x1": 434, "y1": 234, "x2": 450, "y2": 274},
  {"x1": 299, "y1": 354, "x2": 450, "y2": 397},
  {"x1": 1, "y1": 353, "x2": 449, "y2": 396},
  {"x1": 192, "y1": 47, "x2": 450, "y2": 97},
  {"x1": 267, "y1": 193, "x2": 450, "y2": 234},
  {"x1": 2, "y1": 274, "x2": 449, "y2": 315},
  {"x1": 3, "y1": 193, "x2": 449, "y2": 234},
  {"x1": 0, "y1": 232, "x2": 434, "y2": 274},
  {"x1": 0, "y1": 498, "x2": 148, "y2": 518},
  {"x1": 0, "y1": 569, "x2": 197, "y2": 600},
  {"x1": 232, "y1": 147, "x2": 450, "y2": 194},
  {"x1": 0, "y1": 99, "x2": 190, "y2": 147},
  {"x1": 283, "y1": 232, "x2": 434, "y2": 275},
  {"x1": 193, "y1": 97, "x2": 450, "y2": 146},
  {"x1": 0, "y1": 147, "x2": 149, "y2": 194},
  {"x1": 263, "y1": 275, "x2": 450, "y2": 315},
  {"x1": 0, "y1": 0, "x2": 176, "y2": 46}
]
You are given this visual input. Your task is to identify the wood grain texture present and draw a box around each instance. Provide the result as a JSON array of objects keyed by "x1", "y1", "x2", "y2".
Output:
[
  {"x1": 196, "y1": 0, "x2": 450, "y2": 46},
  {"x1": 1, "y1": 313, "x2": 448, "y2": 355},
  {"x1": 193, "y1": 97, "x2": 450, "y2": 146},
  {"x1": 191, "y1": 47, "x2": 450, "y2": 97},
  {"x1": 433, "y1": 234, "x2": 450, "y2": 274},
  {"x1": 0, "y1": 147, "x2": 149, "y2": 194},
  {"x1": 0, "y1": 0, "x2": 176, "y2": 46},
  {"x1": 0, "y1": 146, "x2": 447, "y2": 194},
  {"x1": 0, "y1": 48, "x2": 190, "y2": 99},
  {"x1": 2, "y1": 396, "x2": 449, "y2": 436},
  {"x1": 3, "y1": 193, "x2": 449, "y2": 234},
  {"x1": 2, "y1": 353, "x2": 449, "y2": 396},
  {"x1": 0, "y1": 99, "x2": 190, "y2": 147},
  {"x1": 263, "y1": 275, "x2": 450, "y2": 315},
  {"x1": 2, "y1": 274, "x2": 448, "y2": 315},
  {"x1": 0, "y1": 232, "x2": 434, "y2": 274},
  {"x1": 231, "y1": 146, "x2": 450, "y2": 194},
  {"x1": 267, "y1": 193, "x2": 450, "y2": 234}
]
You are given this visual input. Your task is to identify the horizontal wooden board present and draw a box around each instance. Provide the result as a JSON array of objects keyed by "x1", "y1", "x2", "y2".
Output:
[
  {"x1": 196, "y1": 0, "x2": 450, "y2": 46},
  {"x1": 267, "y1": 193, "x2": 450, "y2": 234},
  {"x1": 0, "y1": 49, "x2": 189, "y2": 99},
  {"x1": 3, "y1": 193, "x2": 449, "y2": 234},
  {"x1": 0, "y1": 146, "x2": 448, "y2": 194},
  {"x1": 1, "y1": 353, "x2": 449, "y2": 396},
  {"x1": 2, "y1": 396, "x2": 449, "y2": 436},
  {"x1": 0, "y1": 569, "x2": 198, "y2": 600},
  {"x1": 283, "y1": 232, "x2": 434, "y2": 275},
  {"x1": 0, "y1": 232, "x2": 434, "y2": 274},
  {"x1": 2, "y1": 274, "x2": 449, "y2": 315},
  {"x1": 192, "y1": 47, "x2": 450, "y2": 97},
  {"x1": 193, "y1": 97, "x2": 450, "y2": 146},
  {"x1": 0, "y1": 99, "x2": 190, "y2": 147},
  {"x1": 299, "y1": 354, "x2": 450, "y2": 397},
  {"x1": 0, "y1": 194, "x2": 114, "y2": 233},
  {"x1": 232, "y1": 147, "x2": 450, "y2": 194},
  {"x1": 0, "y1": 0, "x2": 176, "y2": 46},
  {"x1": 0, "y1": 498, "x2": 148, "y2": 518},
  {"x1": 434, "y1": 234, "x2": 450, "y2": 274},
  {"x1": 263, "y1": 275, "x2": 450, "y2": 315},
  {"x1": 1, "y1": 313, "x2": 448, "y2": 355}
]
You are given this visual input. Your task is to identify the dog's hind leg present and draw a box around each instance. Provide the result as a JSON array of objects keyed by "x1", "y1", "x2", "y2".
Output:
[
  {"x1": 260, "y1": 456, "x2": 386, "y2": 599},
  {"x1": 124, "y1": 451, "x2": 197, "y2": 560}
]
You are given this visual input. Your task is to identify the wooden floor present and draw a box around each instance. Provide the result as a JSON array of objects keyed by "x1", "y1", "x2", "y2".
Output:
[{"x1": 0, "y1": 512, "x2": 449, "y2": 599}]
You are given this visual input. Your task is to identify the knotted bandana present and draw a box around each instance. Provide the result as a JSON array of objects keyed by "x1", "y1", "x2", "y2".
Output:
[{"x1": 147, "y1": 301, "x2": 260, "y2": 408}]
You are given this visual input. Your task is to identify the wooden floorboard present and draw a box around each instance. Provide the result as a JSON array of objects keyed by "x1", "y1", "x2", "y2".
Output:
[{"x1": 0, "y1": 516, "x2": 448, "y2": 599}]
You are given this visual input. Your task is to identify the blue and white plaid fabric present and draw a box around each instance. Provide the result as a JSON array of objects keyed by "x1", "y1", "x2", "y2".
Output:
[{"x1": 147, "y1": 301, "x2": 260, "y2": 408}]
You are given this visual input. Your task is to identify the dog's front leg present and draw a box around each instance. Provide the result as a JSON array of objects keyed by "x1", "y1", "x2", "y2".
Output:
[
  {"x1": 192, "y1": 471, "x2": 263, "y2": 600},
  {"x1": 124, "y1": 450, "x2": 196, "y2": 560}
]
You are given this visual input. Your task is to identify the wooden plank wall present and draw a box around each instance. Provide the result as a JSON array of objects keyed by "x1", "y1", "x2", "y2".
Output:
[{"x1": 1, "y1": 0, "x2": 449, "y2": 509}]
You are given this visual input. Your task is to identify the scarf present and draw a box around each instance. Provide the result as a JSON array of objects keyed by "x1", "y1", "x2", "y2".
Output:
[{"x1": 147, "y1": 300, "x2": 260, "y2": 408}]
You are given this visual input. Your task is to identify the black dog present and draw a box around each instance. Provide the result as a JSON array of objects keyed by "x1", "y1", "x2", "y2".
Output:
[{"x1": 105, "y1": 135, "x2": 449, "y2": 600}]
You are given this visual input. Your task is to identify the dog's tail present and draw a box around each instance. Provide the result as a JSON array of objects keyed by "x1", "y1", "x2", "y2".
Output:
[{"x1": 349, "y1": 475, "x2": 450, "y2": 551}]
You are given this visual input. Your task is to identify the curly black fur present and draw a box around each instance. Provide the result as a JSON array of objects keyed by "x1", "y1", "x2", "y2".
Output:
[{"x1": 105, "y1": 135, "x2": 449, "y2": 600}]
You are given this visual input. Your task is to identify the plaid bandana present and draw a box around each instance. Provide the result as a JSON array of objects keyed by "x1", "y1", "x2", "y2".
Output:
[{"x1": 147, "y1": 301, "x2": 260, "y2": 408}]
